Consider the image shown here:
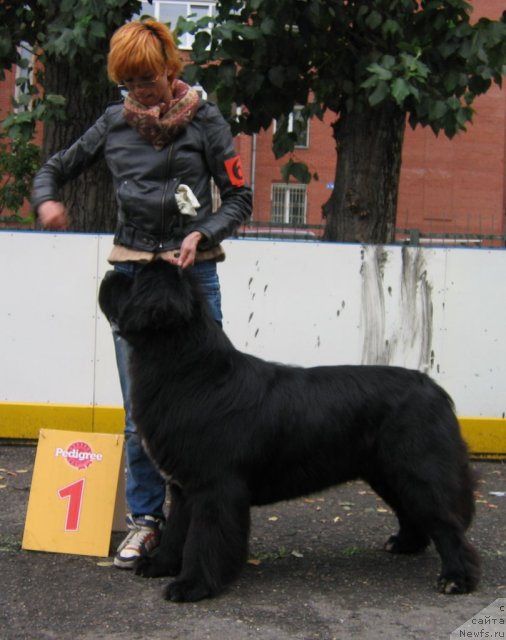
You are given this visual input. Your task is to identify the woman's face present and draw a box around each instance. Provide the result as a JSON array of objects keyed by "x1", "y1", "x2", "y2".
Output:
[{"x1": 122, "y1": 71, "x2": 172, "y2": 106}]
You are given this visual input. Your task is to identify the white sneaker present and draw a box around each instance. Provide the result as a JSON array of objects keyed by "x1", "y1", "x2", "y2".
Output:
[{"x1": 113, "y1": 514, "x2": 162, "y2": 569}]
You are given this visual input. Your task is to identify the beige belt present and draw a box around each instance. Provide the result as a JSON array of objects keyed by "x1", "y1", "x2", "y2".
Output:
[{"x1": 107, "y1": 244, "x2": 226, "y2": 265}]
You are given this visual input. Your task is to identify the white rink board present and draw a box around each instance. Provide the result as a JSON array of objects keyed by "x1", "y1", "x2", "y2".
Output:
[{"x1": 1, "y1": 231, "x2": 505, "y2": 418}]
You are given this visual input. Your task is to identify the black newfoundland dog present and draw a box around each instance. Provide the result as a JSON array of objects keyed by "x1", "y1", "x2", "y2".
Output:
[{"x1": 99, "y1": 260, "x2": 480, "y2": 602}]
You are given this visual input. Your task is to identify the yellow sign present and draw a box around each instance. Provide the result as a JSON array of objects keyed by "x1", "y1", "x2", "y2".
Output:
[{"x1": 22, "y1": 429, "x2": 126, "y2": 557}]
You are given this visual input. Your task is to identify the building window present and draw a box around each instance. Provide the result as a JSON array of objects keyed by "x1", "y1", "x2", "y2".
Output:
[
  {"x1": 140, "y1": 1, "x2": 215, "y2": 49},
  {"x1": 271, "y1": 183, "x2": 307, "y2": 225},
  {"x1": 275, "y1": 106, "x2": 309, "y2": 148}
]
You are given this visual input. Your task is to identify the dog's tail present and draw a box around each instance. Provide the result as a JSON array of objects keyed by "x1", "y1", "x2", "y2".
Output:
[
  {"x1": 424, "y1": 375, "x2": 477, "y2": 530},
  {"x1": 432, "y1": 377, "x2": 477, "y2": 530},
  {"x1": 379, "y1": 372, "x2": 477, "y2": 531}
]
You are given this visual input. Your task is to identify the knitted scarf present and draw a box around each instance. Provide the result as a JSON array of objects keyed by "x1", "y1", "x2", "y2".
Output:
[{"x1": 123, "y1": 79, "x2": 200, "y2": 150}]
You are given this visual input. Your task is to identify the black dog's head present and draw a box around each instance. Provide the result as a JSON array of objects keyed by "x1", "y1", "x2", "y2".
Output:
[{"x1": 98, "y1": 261, "x2": 196, "y2": 336}]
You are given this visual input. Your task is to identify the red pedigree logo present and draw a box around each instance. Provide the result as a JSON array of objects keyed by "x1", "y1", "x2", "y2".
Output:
[{"x1": 55, "y1": 441, "x2": 103, "y2": 470}]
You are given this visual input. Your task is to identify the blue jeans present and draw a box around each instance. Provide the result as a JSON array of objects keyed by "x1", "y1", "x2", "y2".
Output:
[{"x1": 112, "y1": 260, "x2": 223, "y2": 519}]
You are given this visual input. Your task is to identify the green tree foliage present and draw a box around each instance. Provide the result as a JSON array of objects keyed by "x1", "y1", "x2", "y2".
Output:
[
  {"x1": 180, "y1": 0, "x2": 506, "y2": 242},
  {"x1": 0, "y1": 0, "x2": 144, "y2": 230},
  {"x1": 0, "y1": 132, "x2": 40, "y2": 222}
]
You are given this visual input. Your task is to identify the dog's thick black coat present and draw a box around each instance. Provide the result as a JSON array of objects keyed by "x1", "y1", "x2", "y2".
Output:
[{"x1": 99, "y1": 260, "x2": 480, "y2": 602}]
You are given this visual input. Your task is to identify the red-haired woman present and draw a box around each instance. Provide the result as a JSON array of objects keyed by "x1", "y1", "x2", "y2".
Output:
[{"x1": 32, "y1": 19, "x2": 252, "y2": 569}]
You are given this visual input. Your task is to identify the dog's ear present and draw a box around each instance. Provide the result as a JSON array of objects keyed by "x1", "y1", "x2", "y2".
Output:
[
  {"x1": 119, "y1": 261, "x2": 195, "y2": 333},
  {"x1": 98, "y1": 270, "x2": 134, "y2": 325}
]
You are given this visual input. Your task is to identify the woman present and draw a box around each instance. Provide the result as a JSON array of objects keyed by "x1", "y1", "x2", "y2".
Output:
[{"x1": 32, "y1": 18, "x2": 252, "y2": 568}]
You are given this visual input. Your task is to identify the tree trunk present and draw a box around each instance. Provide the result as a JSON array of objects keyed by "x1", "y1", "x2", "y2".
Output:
[
  {"x1": 42, "y1": 60, "x2": 119, "y2": 233},
  {"x1": 322, "y1": 103, "x2": 406, "y2": 244}
]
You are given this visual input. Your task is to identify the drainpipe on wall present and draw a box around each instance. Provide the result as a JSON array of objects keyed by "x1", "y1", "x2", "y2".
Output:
[{"x1": 250, "y1": 133, "x2": 257, "y2": 218}]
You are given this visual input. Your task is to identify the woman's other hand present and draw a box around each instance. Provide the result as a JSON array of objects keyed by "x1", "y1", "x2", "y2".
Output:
[{"x1": 37, "y1": 201, "x2": 70, "y2": 230}]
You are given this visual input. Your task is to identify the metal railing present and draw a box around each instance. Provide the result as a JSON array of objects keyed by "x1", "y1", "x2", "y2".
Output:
[
  {"x1": 235, "y1": 222, "x2": 506, "y2": 248},
  {"x1": 234, "y1": 222, "x2": 324, "y2": 241},
  {"x1": 395, "y1": 228, "x2": 505, "y2": 248}
]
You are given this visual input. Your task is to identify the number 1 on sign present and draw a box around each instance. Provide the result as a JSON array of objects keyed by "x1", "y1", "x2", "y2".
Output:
[{"x1": 58, "y1": 478, "x2": 86, "y2": 531}]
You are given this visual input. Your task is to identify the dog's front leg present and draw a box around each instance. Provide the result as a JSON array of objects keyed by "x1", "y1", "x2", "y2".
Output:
[
  {"x1": 164, "y1": 477, "x2": 251, "y2": 602},
  {"x1": 136, "y1": 483, "x2": 190, "y2": 578}
]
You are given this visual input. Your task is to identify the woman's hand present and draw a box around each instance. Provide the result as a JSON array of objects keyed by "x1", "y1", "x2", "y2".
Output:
[
  {"x1": 172, "y1": 231, "x2": 204, "y2": 269},
  {"x1": 37, "y1": 201, "x2": 70, "y2": 230}
]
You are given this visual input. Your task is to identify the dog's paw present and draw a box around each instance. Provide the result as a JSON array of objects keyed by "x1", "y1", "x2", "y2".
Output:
[
  {"x1": 135, "y1": 555, "x2": 181, "y2": 578},
  {"x1": 437, "y1": 575, "x2": 468, "y2": 594},
  {"x1": 437, "y1": 566, "x2": 479, "y2": 595},
  {"x1": 134, "y1": 556, "x2": 166, "y2": 578},
  {"x1": 163, "y1": 579, "x2": 213, "y2": 603}
]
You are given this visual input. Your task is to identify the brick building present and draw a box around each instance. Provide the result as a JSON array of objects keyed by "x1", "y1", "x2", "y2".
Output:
[
  {"x1": 237, "y1": 0, "x2": 506, "y2": 243},
  {"x1": 1, "y1": 0, "x2": 505, "y2": 242}
]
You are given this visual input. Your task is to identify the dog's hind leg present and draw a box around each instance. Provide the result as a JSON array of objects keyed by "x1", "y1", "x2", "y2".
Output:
[
  {"x1": 429, "y1": 460, "x2": 481, "y2": 593},
  {"x1": 136, "y1": 483, "x2": 190, "y2": 579},
  {"x1": 368, "y1": 460, "x2": 480, "y2": 593},
  {"x1": 384, "y1": 512, "x2": 431, "y2": 555},
  {"x1": 366, "y1": 477, "x2": 431, "y2": 554},
  {"x1": 431, "y1": 522, "x2": 481, "y2": 594},
  {"x1": 163, "y1": 477, "x2": 251, "y2": 602},
  {"x1": 370, "y1": 478, "x2": 479, "y2": 592},
  {"x1": 371, "y1": 388, "x2": 480, "y2": 593}
]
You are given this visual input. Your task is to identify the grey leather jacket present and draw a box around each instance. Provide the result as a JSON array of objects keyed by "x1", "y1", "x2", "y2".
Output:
[{"x1": 32, "y1": 100, "x2": 252, "y2": 252}]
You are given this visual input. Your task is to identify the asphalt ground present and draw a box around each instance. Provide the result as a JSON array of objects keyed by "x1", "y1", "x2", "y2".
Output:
[{"x1": 0, "y1": 444, "x2": 504, "y2": 640}]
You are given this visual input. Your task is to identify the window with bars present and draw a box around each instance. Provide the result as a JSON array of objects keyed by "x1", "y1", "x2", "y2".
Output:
[
  {"x1": 271, "y1": 183, "x2": 307, "y2": 225},
  {"x1": 140, "y1": 1, "x2": 215, "y2": 49}
]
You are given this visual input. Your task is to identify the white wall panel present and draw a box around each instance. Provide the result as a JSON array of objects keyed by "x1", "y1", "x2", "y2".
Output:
[
  {"x1": 220, "y1": 240, "x2": 506, "y2": 418},
  {"x1": 220, "y1": 240, "x2": 365, "y2": 366},
  {"x1": 1, "y1": 231, "x2": 505, "y2": 418},
  {"x1": 0, "y1": 232, "x2": 99, "y2": 404},
  {"x1": 432, "y1": 249, "x2": 506, "y2": 416}
]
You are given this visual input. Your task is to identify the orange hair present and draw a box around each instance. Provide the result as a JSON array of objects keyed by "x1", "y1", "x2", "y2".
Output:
[{"x1": 107, "y1": 19, "x2": 183, "y2": 85}]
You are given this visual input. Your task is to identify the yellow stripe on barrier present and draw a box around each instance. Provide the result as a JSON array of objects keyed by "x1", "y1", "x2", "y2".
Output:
[
  {"x1": 459, "y1": 417, "x2": 506, "y2": 460},
  {"x1": 0, "y1": 402, "x2": 505, "y2": 459},
  {"x1": 0, "y1": 402, "x2": 123, "y2": 439}
]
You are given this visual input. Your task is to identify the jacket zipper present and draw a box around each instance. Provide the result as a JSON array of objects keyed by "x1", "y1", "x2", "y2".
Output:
[{"x1": 160, "y1": 142, "x2": 174, "y2": 248}]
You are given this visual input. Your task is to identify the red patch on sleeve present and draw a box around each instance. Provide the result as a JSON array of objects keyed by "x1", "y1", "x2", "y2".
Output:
[{"x1": 224, "y1": 155, "x2": 245, "y2": 187}]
